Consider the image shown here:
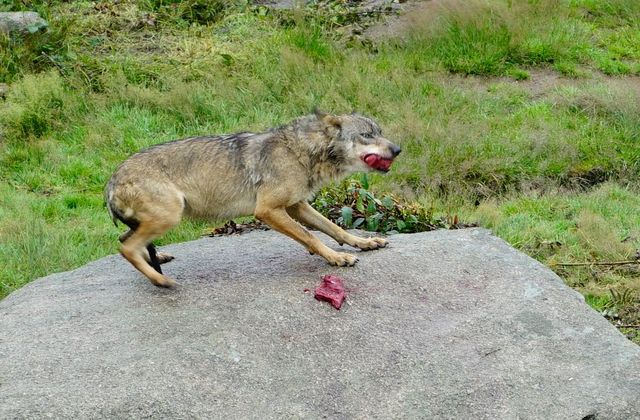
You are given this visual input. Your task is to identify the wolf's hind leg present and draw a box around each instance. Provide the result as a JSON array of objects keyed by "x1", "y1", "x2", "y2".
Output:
[
  {"x1": 147, "y1": 243, "x2": 162, "y2": 273},
  {"x1": 118, "y1": 189, "x2": 183, "y2": 287},
  {"x1": 121, "y1": 230, "x2": 175, "y2": 265},
  {"x1": 120, "y1": 219, "x2": 180, "y2": 287}
]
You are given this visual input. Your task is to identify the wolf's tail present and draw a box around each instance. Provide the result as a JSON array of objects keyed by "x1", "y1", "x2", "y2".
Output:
[
  {"x1": 104, "y1": 179, "x2": 121, "y2": 227},
  {"x1": 104, "y1": 179, "x2": 139, "y2": 230}
]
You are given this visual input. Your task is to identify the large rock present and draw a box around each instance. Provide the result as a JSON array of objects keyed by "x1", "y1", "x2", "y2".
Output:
[
  {"x1": 1, "y1": 229, "x2": 638, "y2": 418},
  {"x1": 0, "y1": 12, "x2": 47, "y2": 34}
]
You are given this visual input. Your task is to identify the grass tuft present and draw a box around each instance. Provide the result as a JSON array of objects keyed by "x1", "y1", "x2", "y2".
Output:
[{"x1": 0, "y1": 71, "x2": 72, "y2": 140}]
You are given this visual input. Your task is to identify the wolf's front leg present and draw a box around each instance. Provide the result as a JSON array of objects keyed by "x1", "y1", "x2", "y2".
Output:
[
  {"x1": 255, "y1": 204, "x2": 358, "y2": 267},
  {"x1": 286, "y1": 202, "x2": 388, "y2": 251}
]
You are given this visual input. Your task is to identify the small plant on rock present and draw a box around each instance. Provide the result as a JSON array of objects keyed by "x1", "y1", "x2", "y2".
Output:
[{"x1": 312, "y1": 174, "x2": 451, "y2": 234}]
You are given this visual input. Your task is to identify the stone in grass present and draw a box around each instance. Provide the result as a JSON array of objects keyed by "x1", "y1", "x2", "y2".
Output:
[{"x1": 0, "y1": 12, "x2": 48, "y2": 35}]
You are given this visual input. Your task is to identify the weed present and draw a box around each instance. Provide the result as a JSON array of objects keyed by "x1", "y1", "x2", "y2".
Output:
[
  {"x1": 609, "y1": 287, "x2": 636, "y2": 308},
  {"x1": 585, "y1": 293, "x2": 612, "y2": 312}
]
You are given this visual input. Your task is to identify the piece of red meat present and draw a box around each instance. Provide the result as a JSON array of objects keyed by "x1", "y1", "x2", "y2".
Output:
[
  {"x1": 363, "y1": 154, "x2": 392, "y2": 171},
  {"x1": 314, "y1": 275, "x2": 346, "y2": 310}
]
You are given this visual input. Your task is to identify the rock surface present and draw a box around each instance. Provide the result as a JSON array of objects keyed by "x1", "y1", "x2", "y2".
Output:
[
  {"x1": 0, "y1": 11, "x2": 47, "y2": 34},
  {"x1": 1, "y1": 229, "x2": 639, "y2": 419}
]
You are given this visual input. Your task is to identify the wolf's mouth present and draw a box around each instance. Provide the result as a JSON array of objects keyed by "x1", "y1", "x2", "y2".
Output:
[{"x1": 362, "y1": 154, "x2": 394, "y2": 172}]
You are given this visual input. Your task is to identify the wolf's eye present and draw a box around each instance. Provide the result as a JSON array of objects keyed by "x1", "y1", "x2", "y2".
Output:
[{"x1": 361, "y1": 132, "x2": 374, "y2": 139}]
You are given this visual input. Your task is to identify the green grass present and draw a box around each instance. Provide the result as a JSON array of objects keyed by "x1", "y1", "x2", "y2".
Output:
[
  {"x1": 0, "y1": 0, "x2": 638, "y2": 339},
  {"x1": 397, "y1": 0, "x2": 640, "y2": 77}
]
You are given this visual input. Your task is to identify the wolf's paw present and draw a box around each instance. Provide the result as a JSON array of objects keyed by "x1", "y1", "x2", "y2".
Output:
[
  {"x1": 157, "y1": 252, "x2": 175, "y2": 264},
  {"x1": 354, "y1": 237, "x2": 388, "y2": 251},
  {"x1": 143, "y1": 251, "x2": 175, "y2": 265},
  {"x1": 149, "y1": 275, "x2": 178, "y2": 288},
  {"x1": 326, "y1": 252, "x2": 358, "y2": 267}
]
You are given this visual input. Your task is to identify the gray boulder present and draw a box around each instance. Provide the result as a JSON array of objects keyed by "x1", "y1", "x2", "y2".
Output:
[
  {"x1": 1, "y1": 229, "x2": 639, "y2": 418},
  {"x1": 0, "y1": 11, "x2": 48, "y2": 34}
]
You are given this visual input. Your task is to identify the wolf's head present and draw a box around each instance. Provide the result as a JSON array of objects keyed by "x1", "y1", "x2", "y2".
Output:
[{"x1": 318, "y1": 111, "x2": 401, "y2": 174}]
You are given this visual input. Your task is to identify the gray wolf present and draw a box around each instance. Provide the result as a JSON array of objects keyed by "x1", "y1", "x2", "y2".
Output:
[{"x1": 105, "y1": 111, "x2": 401, "y2": 287}]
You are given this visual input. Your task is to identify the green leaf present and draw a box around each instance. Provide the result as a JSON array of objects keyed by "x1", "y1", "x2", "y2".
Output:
[
  {"x1": 341, "y1": 206, "x2": 353, "y2": 227},
  {"x1": 382, "y1": 196, "x2": 395, "y2": 210},
  {"x1": 366, "y1": 199, "x2": 377, "y2": 215},
  {"x1": 360, "y1": 173, "x2": 369, "y2": 189},
  {"x1": 353, "y1": 217, "x2": 365, "y2": 228},
  {"x1": 366, "y1": 213, "x2": 383, "y2": 232},
  {"x1": 363, "y1": 190, "x2": 375, "y2": 201},
  {"x1": 396, "y1": 219, "x2": 406, "y2": 231},
  {"x1": 356, "y1": 195, "x2": 365, "y2": 213}
]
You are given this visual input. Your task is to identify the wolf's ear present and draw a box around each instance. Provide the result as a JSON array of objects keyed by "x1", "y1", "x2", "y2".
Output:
[
  {"x1": 315, "y1": 109, "x2": 342, "y2": 129},
  {"x1": 322, "y1": 114, "x2": 342, "y2": 128}
]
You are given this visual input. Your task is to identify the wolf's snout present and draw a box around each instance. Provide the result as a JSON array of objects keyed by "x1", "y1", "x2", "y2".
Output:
[{"x1": 390, "y1": 144, "x2": 401, "y2": 157}]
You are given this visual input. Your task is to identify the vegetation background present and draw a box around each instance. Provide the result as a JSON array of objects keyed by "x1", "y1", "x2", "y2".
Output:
[{"x1": 1, "y1": 0, "x2": 638, "y2": 342}]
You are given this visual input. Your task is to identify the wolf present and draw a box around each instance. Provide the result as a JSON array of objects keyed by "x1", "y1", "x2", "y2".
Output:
[{"x1": 105, "y1": 111, "x2": 401, "y2": 287}]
